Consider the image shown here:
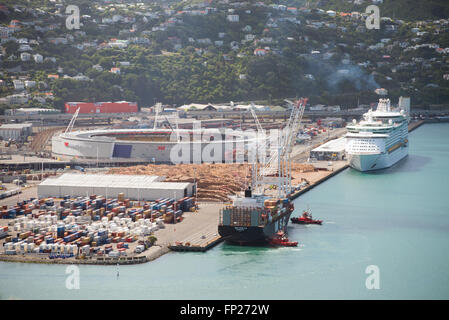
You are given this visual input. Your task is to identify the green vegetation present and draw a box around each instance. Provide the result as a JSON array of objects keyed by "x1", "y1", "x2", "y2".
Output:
[{"x1": 1, "y1": 0, "x2": 449, "y2": 110}]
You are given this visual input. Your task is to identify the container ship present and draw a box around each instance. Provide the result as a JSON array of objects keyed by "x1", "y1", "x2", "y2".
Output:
[
  {"x1": 218, "y1": 98, "x2": 307, "y2": 246},
  {"x1": 345, "y1": 98, "x2": 409, "y2": 171},
  {"x1": 218, "y1": 187, "x2": 294, "y2": 245}
]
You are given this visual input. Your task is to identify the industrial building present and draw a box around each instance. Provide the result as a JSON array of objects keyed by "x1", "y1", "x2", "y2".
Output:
[
  {"x1": 310, "y1": 137, "x2": 347, "y2": 161},
  {"x1": 65, "y1": 101, "x2": 138, "y2": 114},
  {"x1": 38, "y1": 173, "x2": 195, "y2": 201},
  {"x1": 5, "y1": 108, "x2": 61, "y2": 116},
  {"x1": 0, "y1": 123, "x2": 33, "y2": 141}
]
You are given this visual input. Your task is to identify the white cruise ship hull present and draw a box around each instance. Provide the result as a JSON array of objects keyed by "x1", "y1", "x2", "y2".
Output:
[{"x1": 349, "y1": 145, "x2": 408, "y2": 171}]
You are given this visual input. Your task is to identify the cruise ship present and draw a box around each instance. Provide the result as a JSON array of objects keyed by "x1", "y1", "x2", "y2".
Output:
[{"x1": 345, "y1": 98, "x2": 409, "y2": 171}]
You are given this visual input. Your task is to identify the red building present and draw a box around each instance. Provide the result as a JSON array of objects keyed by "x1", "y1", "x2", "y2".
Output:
[{"x1": 65, "y1": 101, "x2": 138, "y2": 114}]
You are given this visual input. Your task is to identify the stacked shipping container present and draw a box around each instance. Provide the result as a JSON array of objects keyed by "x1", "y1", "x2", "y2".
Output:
[{"x1": 1, "y1": 194, "x2": 196, "y2": 257}]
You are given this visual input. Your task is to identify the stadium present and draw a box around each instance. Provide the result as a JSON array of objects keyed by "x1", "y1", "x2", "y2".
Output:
[{"x1": 52, "y1": 128, "x2": 261, "y2": 163}]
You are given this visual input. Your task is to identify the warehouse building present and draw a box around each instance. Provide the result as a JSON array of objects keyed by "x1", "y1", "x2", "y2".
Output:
[
  {"x1": 38, "y1": 173, "x2": 195, "y2": 201},
  {"x1": 65, "y1": 101, "x2": 138, "y2": 114},
  {"x1": 5, "y1": 108, "x2": 61, "y2": 116},
  {"x1": 310, "y1": 137, "x2": 347, "y2": 161},
  {"x1": 0, "y1": 123, "x2": 33, "y2": 141}
]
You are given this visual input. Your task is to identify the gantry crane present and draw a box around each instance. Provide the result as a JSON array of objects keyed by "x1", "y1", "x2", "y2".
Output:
[{"x1": 250, "y1": 98, "x2": 307, "y2": 197}]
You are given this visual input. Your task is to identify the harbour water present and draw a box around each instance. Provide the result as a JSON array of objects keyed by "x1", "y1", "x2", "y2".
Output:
[{"x1": 1, "y1": 123, "x2": 448, "y2": 299}]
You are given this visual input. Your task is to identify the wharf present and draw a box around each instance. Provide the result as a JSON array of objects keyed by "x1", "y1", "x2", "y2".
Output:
[
  {"x1": 168, "y1": 234, "x2": 223, "y2": 252},
  {"x1": 408, "y1": 120, "x2": 425, "y2": 132},
  {"x1": 160, "y1": 203, "x2": 225, "y2": 253},
  {"x1": 290, "y1": 161, "x2": 349, "y2": 200}
]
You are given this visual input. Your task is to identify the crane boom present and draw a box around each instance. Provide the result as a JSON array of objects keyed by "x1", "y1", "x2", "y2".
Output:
[
  {"x1": 64, "y1": 107, "x2": 80, "y2": 134},
  {"x1": 256, "y1": 98, "x2": 307, "y2": 196}
]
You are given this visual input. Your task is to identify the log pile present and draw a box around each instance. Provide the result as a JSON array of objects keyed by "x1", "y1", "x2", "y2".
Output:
[
  {"x1": 291, "y1": 163, "x2": 316, "y2": 173},
  {"x1": 108, "y1": 163, "x2": 252, "y2": 202},
  {"x1": 107, "y1": 162, "x2": 317, "y2": 202}
]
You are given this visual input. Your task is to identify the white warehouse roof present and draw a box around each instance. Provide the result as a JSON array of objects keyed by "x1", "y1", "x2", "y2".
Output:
[
  {"x1": 0, "y1": 123, "x2": 33, "y2": 129},
  {"x1": 38, "y1": 173, "x2": 194, "y2": 200},
  {"x1": 311, "y1": 137, "x2": 346, "y2": 153},
  {"x1": 39, "y1": 173, "x2": 163, "y2": 187}
]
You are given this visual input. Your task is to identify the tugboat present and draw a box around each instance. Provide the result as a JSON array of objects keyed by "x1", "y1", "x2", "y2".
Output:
[
  {"x1": 291, "y1": 210, "x2": 323, "y2": 225},
  {"x1": 269, "y1": 231, "x2": 298, "y2": 247}
]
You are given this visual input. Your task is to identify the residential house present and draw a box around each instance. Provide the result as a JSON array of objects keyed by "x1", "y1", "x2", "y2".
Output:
[
  {"x1": 20, "y1": 52, "x2": 31, "y2": 61},
  {"x1": 254, "y1": 48, "x2": 267, "y2": 56},
  {"x1": 24, "y1": 80, "x2": 36, "y2": 88},
  {"x1": 110, "y1": 67, "x2": 121, "y2": 74},
  {"x1": 18, "y1": 44, "x2": 32, "y2": 52},
  {"x1": 33, "y1": 53, "x2": 43, "y2": 63},
  {"x1": 230, "y1": 41, "x2": 239, "y2": 50},
  {"x1": 108, "y1": 39, "x2": 128, "y2": 49},
  {"x1": 13, "y1": 79, "x2": 24, "y2": 90},
  {"x1": 227, "y1": 15, "x2": 239, "y2": 22},
  {"x1": 244, "y1": 34, "x2": 255, "y2": 42},
  {"x1": 48, "y1": 37, "x2": 68, "y2": 45},
  {"x1": 92, "y1": 64, "x2": 103, "y2": 72},
  {"x1": 259, "y1": 37, "x2": 273, "y2": 44}
]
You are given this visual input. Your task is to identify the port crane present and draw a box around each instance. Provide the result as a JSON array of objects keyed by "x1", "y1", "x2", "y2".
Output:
[{"x1": 250, "y1": 98, "x2": 307, "y2": 197}]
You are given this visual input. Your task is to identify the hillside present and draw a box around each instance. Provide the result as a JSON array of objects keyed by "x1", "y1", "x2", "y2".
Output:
[
  {"x1": 284, "y1": 0, "x2": 449, "y2": 21},
  {"x1": 1, "y1": 0, "x2": 449, "y2": 111}
]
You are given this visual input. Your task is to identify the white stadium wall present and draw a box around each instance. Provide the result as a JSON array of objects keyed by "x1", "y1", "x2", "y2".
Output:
[
  {"x1": 52, "y1": 129, "x2": 258, "y2": 163},
  {"x1": 52, "y1": 135, "x2": 115, "y2": 158}
]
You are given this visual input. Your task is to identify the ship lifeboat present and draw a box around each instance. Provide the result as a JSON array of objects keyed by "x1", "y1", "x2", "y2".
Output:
[
  {"x1": 291, "y1": 210, "x2": 322, "y2": 225},
  {"x1": 269, "y1": 231, "x2": 298, "y2": 247}
]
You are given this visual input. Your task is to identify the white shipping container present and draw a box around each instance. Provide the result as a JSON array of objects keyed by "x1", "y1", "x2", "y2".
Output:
[
  {"x1": 108, "y1": 250, "x2": 119, "y2": 258},
  {"x1": 27, "y1": 243, "x2": 35, "y2": 252}
]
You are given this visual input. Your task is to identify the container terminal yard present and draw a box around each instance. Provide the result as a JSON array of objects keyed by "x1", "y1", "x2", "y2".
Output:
[{"x1": 0, "y1": 100, "x2": 430, "y2": 265}]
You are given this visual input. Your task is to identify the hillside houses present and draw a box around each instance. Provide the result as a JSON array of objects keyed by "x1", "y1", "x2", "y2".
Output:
[{"x1": 1, "y1": 0, "x2": 449, "y2": 109}]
